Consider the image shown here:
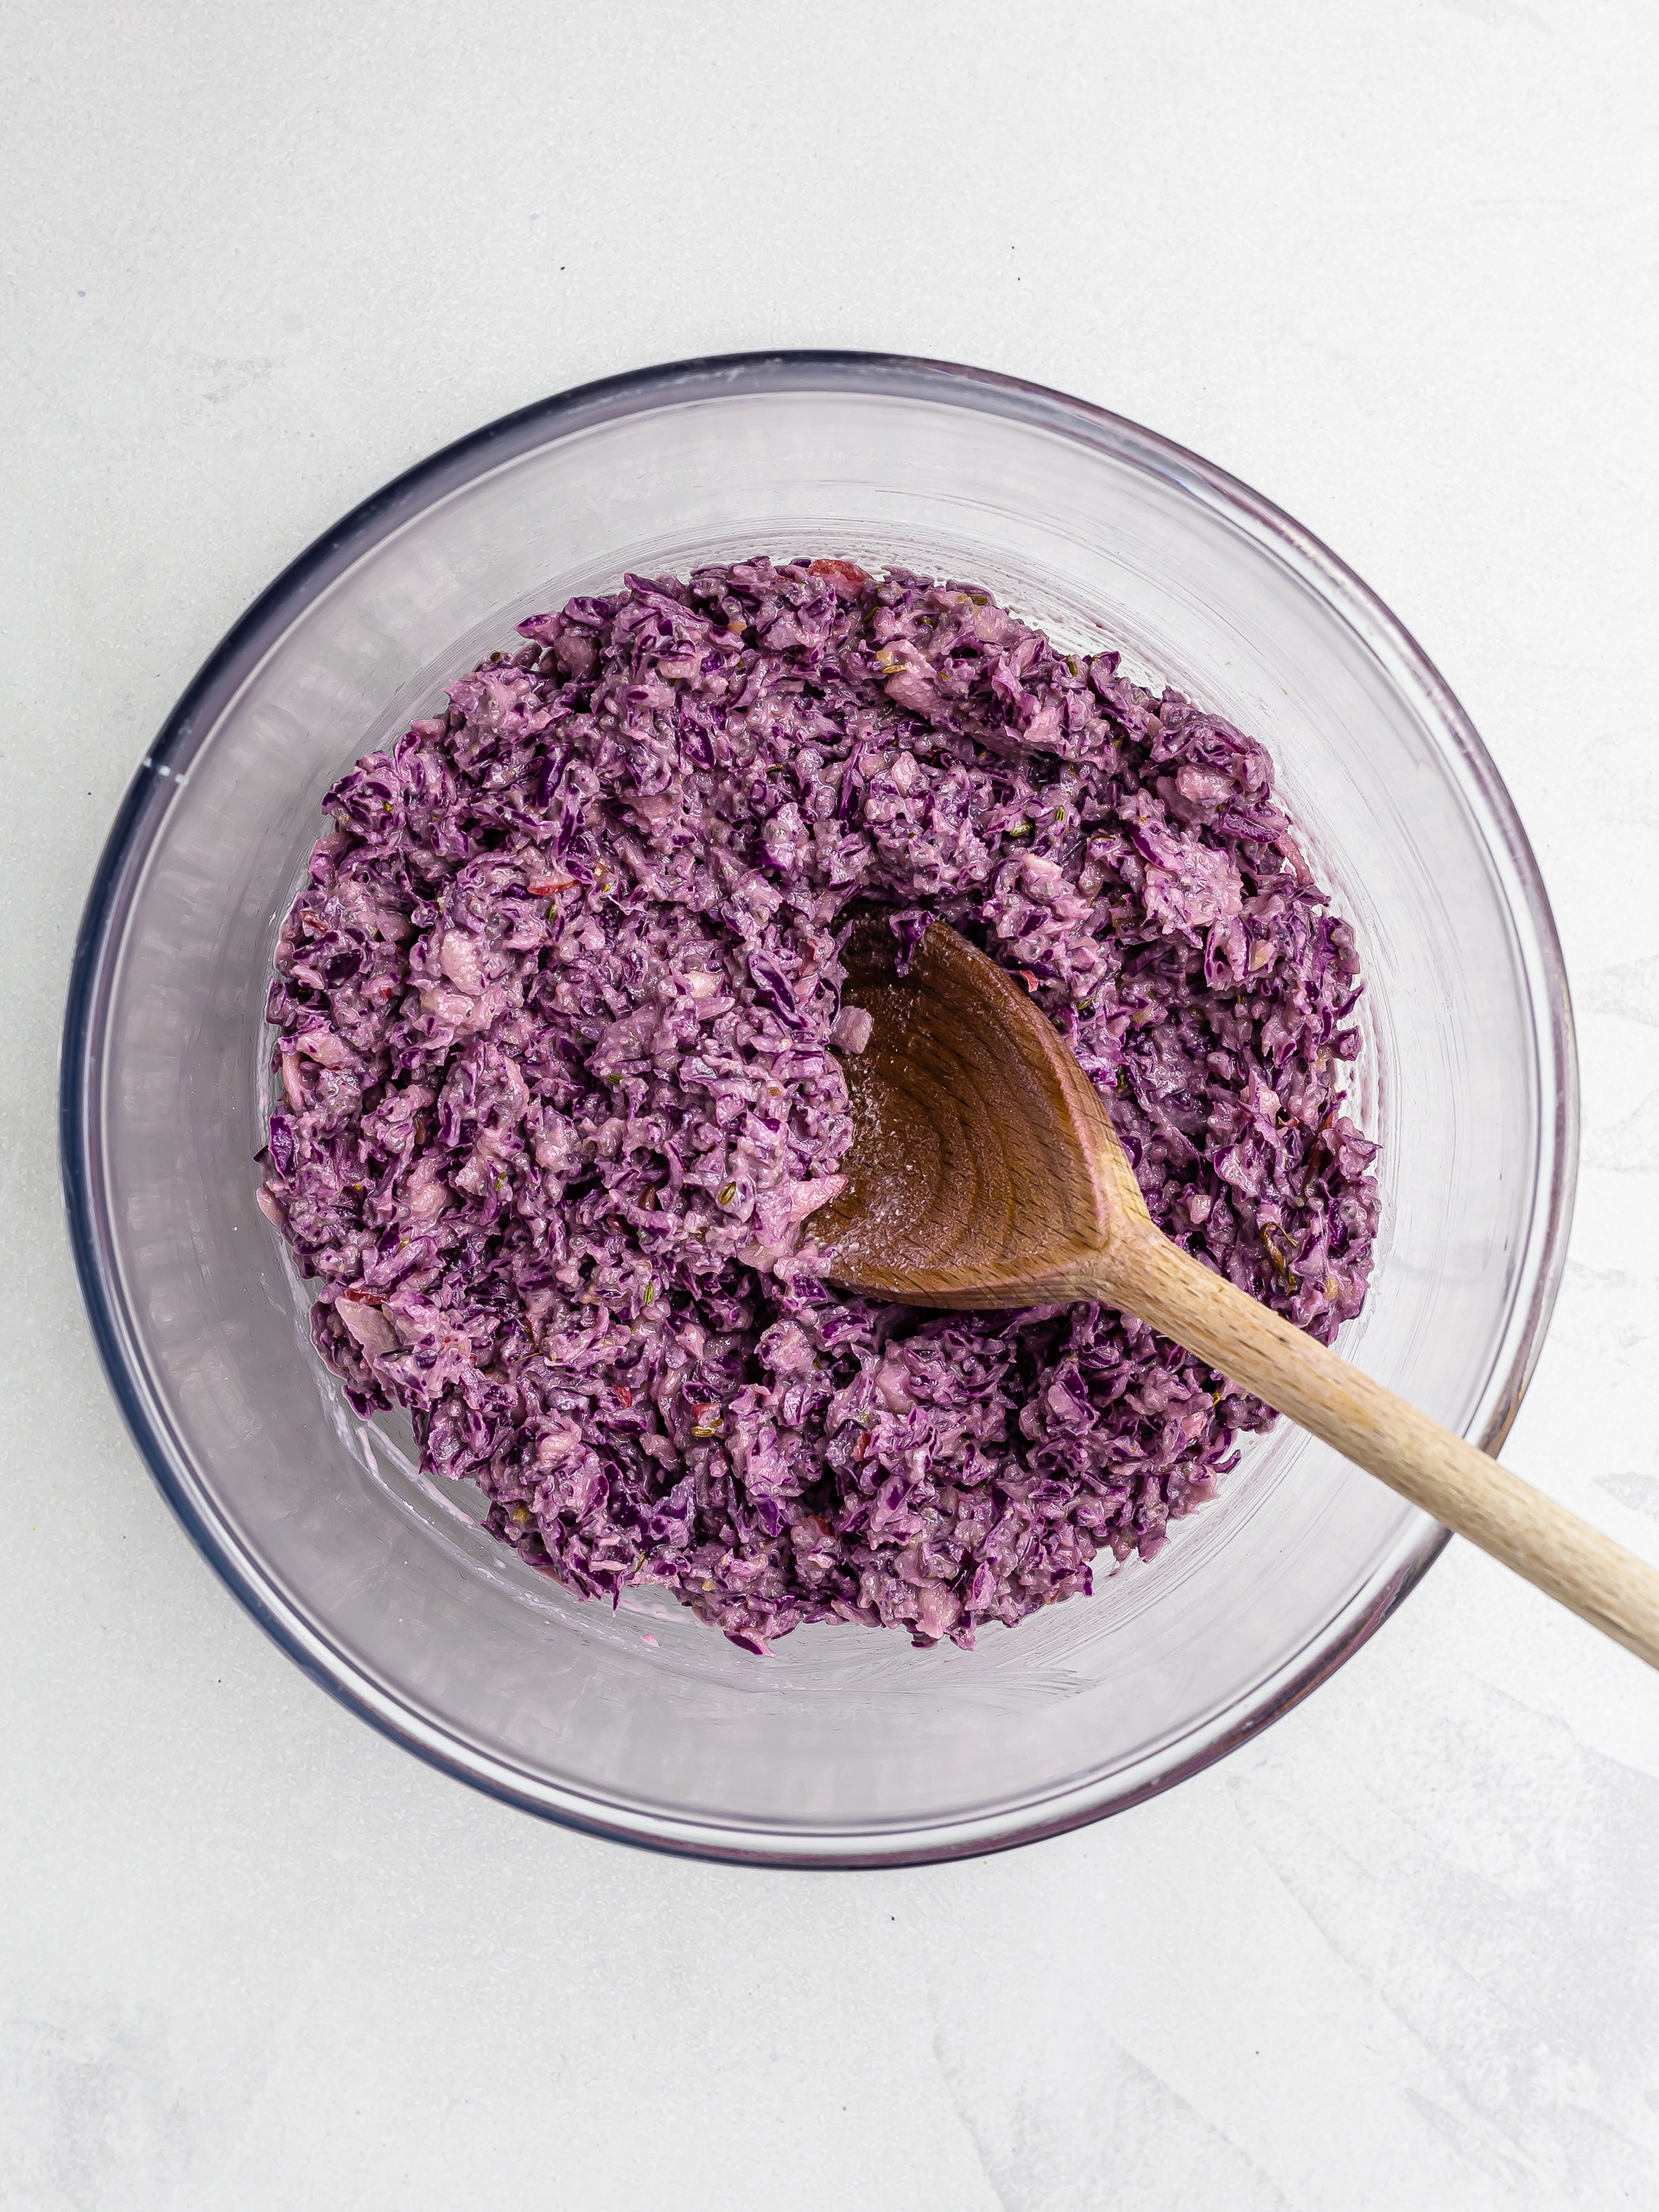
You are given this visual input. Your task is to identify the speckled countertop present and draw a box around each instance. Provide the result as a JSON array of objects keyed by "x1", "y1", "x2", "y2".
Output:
[{"x1": 4, "y1": 3, "x2": 1658, "y2": 2205}]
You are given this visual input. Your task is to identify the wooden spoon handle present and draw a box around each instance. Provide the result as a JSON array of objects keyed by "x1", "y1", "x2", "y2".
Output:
[{"x1": 1108, "y1": 1229, "x2": 1659, "y2": 1671}]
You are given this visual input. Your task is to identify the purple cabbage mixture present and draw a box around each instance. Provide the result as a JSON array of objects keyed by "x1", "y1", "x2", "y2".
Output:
[{"x1": 260, "y1": 559, "x2": 1379, "y2": 1653}]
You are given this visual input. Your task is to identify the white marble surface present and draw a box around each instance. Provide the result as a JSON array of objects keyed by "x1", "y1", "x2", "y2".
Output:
[{"x1": 4, "y1": 3, "x2": 1659, "y2": 2204}]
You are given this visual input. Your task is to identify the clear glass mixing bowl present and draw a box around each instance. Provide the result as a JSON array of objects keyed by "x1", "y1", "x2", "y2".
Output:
[{"x1": 60, "y1": 353, "x2": 1577, "y2": 1865}]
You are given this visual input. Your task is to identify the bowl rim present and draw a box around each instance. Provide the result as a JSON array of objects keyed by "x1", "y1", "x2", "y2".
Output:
[{"x1": 59, "y1": 348, "x2": 1580, "y2": 1866}]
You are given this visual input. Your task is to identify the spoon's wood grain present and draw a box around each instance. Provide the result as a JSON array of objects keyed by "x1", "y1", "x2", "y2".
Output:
[{"x1": 816, "y1": 918, "x2": 1659, "y2": 1672}]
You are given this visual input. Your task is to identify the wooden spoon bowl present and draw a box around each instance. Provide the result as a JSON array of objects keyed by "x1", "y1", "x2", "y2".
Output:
[{"x1": 815, "y1": 913, "x2": 1152, "y2": 1306}]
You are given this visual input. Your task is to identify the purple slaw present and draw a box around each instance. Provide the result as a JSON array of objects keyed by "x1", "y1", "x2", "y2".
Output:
[{"x1": 260, "y1": 559, "x2": 1379, "y2": 1652}]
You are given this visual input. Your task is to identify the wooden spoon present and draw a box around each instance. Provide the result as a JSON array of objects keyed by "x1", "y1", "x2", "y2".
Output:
[{"x1": 813, "y1": 915, "x2": 1659, "y2": 1670}]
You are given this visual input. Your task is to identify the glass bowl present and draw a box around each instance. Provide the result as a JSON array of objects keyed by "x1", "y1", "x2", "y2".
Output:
[{"x1": 60, "y1": 352, "x2": 1577, "y2": 1866}]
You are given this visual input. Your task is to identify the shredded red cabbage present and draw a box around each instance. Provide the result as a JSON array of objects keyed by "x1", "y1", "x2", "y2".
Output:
[{"x1": 259, "y1": 560, "x2": 1378, "y2": 1653}]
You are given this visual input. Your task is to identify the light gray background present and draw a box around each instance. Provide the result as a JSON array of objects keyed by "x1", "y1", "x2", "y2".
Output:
[{"x1": 4, "y1": 3, "x2": 1658, "y2": 2206}]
